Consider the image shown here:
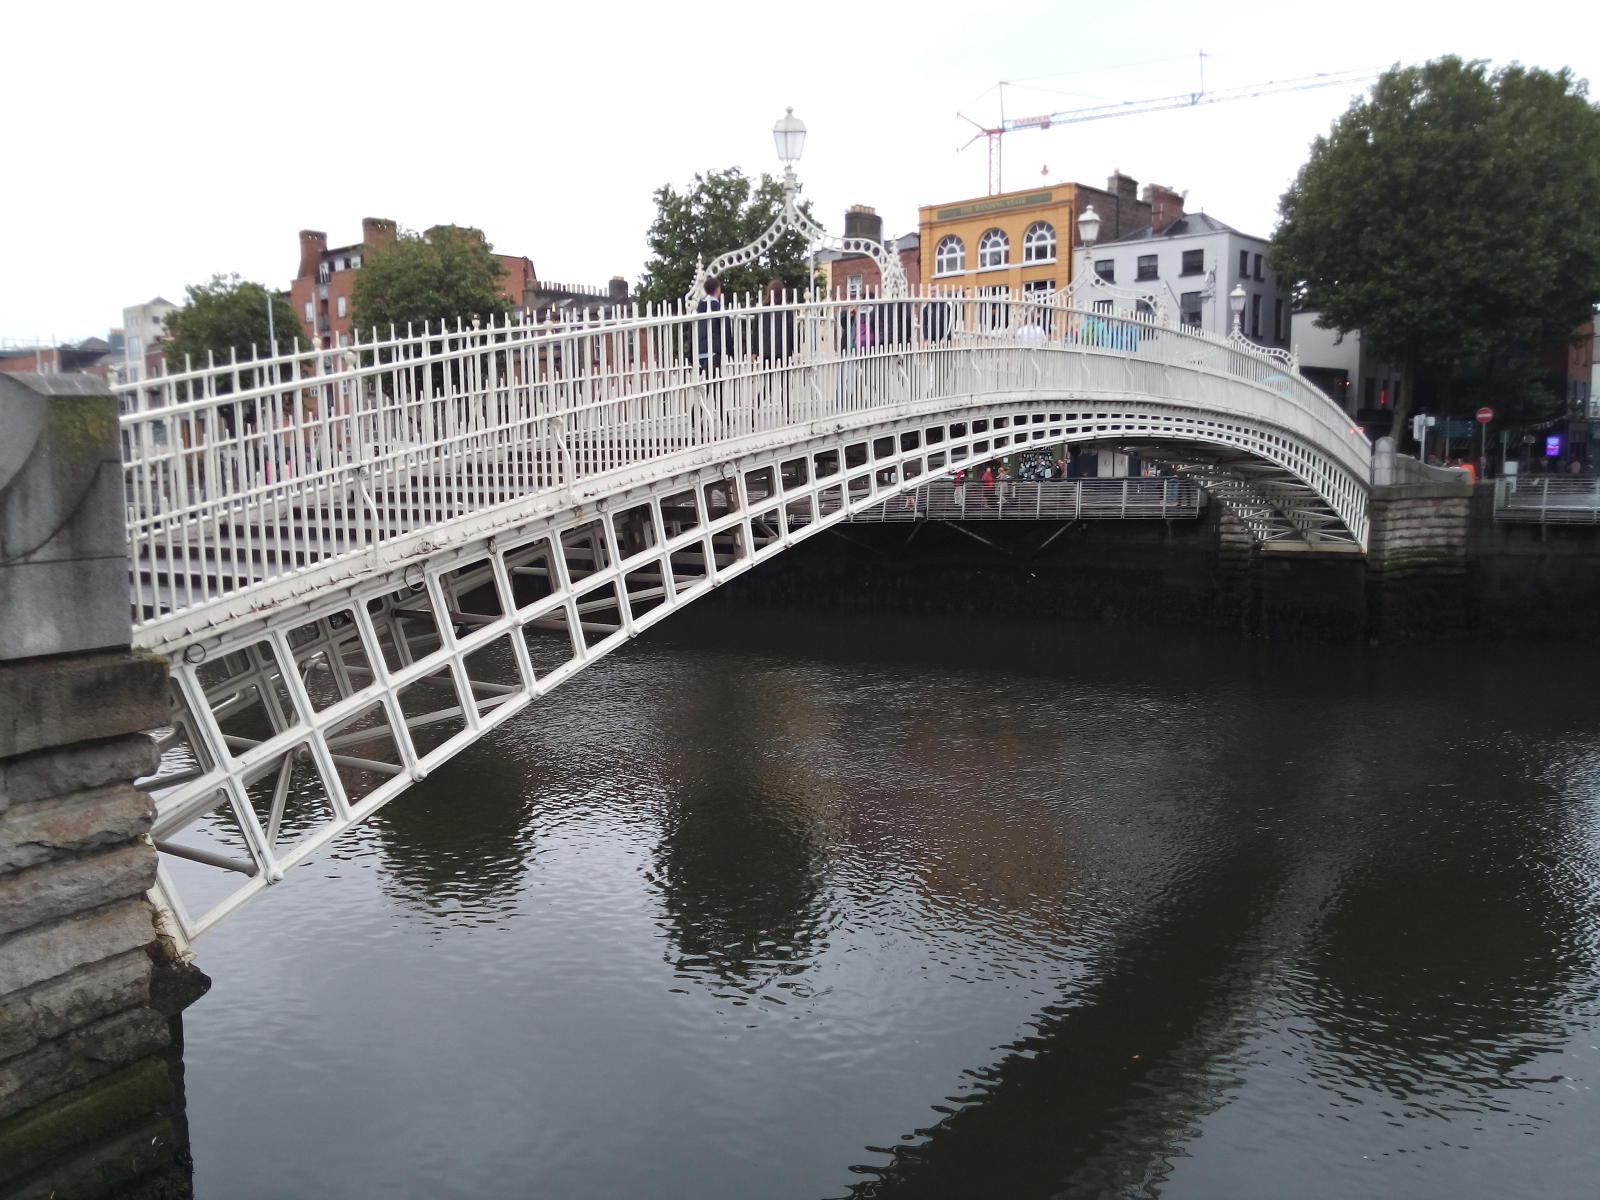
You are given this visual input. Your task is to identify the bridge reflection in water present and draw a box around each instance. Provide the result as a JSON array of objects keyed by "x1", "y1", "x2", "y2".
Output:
[
  {"x1": 120, "y1": 289, "x2": 1370, "y2": 942},
  {"x1": 174, "y1": 611, "x2": 1600, "y2": 1200}
]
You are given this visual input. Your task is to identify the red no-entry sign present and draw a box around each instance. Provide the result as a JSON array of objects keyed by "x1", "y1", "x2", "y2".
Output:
[{"x1": 1476, "y1": 407, "x2": 1494, "y2": 423}]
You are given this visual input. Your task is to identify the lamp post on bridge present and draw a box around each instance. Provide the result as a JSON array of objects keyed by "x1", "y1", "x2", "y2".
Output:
[
  {"x1": 688, "y1": 109, "x2": 908, "y2": 303},
  {"x1": 1076, "y1": 204, "x2": 1101, "y2": 292},
  {"x1": 1229, "y1": 284, "x2": 1246, "y2": 337}
]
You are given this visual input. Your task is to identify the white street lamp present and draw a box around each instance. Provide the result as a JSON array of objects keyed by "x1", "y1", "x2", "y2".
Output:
[
  {"x1": 773, "y1": 107, "x2": 806, "y2": 166},
  {"x1": 1076, "y1": 204, "x2": 1101, "y2": 248},
  {"x1": 1229, "y1": 284, "x2": 1246, "y2": 336},
  {"x1": 1076, "y1": 205, "x2": 1101, "y2": 287}
]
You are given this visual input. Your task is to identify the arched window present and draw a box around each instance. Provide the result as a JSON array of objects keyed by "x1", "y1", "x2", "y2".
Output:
[
  {"x1": 935, "y1": 235, "x2": 965, "y2": 275},
  {"x1": 1023, "y1": 221, "x2": 1056, "y2": 262},
  {"x1": 978, "y1": 228, "x2": 1009, "y2": 269}
]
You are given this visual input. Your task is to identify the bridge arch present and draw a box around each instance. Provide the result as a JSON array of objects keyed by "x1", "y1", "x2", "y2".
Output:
[{"x1": 122, "y1": 291, "x2": 1372, "y2": 940}]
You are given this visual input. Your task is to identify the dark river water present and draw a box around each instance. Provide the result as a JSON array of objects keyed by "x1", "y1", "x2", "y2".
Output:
[{"x1": 180, "y1": 607, "x2": 1600, "y2": 1200}]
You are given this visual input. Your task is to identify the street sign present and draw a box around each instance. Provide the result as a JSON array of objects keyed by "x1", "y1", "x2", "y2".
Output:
[{"x1": 1476, "y1": 407, "x2": 1494, "y2": 423}]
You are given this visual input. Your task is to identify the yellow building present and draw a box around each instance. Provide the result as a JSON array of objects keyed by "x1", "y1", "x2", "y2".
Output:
[{"x1": 917, "y1": 172, "x2": 1182, "y2": 301}]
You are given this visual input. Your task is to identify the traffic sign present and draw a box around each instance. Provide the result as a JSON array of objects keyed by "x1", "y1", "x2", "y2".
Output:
[{"x1": 1476, "y1": 407, "x2": 1494, "y2": 423}]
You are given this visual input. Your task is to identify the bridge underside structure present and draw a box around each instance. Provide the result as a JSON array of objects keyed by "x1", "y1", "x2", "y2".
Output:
[{"x1": 120, "y1": 291, "x2": 1373, "y2": 942}]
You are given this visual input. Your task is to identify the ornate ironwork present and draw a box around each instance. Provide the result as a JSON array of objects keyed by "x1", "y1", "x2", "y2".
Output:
[{"x1": 688, "y1": 165, "x2": 908, "y2": 302}]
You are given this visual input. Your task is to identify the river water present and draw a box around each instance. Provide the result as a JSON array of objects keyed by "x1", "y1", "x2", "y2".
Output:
[{"x1": 179, "y1": 607, "x2": 1600, "y2": 1199}]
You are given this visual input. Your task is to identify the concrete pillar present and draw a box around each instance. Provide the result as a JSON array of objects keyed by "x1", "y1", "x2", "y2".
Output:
[{"x1": 0, "y1": 373, "x2": 203, "y2": 1198}]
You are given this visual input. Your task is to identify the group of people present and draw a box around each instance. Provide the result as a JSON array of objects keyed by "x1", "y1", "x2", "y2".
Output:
[
  {"x1": 951, "y1": 462, "x2": 1016, "y2": 510},
  {"x1": 693, "y1": 277, "x2": 966, "y2": 376}
]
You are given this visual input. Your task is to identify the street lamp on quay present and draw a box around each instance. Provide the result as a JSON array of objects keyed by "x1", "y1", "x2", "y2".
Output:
[{"x1": 688, "y1": 108, "x2": 907, "y2": 303}]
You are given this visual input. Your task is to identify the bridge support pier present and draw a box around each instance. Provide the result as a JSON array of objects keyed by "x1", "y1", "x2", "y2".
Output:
[{"x1": 0, "y1": 373, "x2": 204, "y2": 1198}]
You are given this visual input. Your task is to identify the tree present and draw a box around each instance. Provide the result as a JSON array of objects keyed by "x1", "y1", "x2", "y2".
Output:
[
  {"x1": 350, "y1": 224, "x2": 510, "y2": 335},
  {"x1": 637, "y1": 167, "x2": 816, "y2": 305},
  {"x1": 161, "y1": 274, "x2": 304, "y2": 369},
  {"x1": 1271, "y1": 57, "x2": 1600, "y2": 440}
]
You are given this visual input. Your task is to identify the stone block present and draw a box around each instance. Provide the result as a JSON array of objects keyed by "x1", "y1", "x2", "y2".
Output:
[
  {"x1": 0, "y1": 899, "x2": 156, "y2": 997},
  {"x1": 0, "y1": 652, "x2": 169, "y2": 761},
  {"x1": 0, "y1": 846, "x2": 157, "y2": 938},
  {"x1": 0, "y1": 784, "x2": 153, "y2": 875},
  {"x1": 0, "y1": 1057, "x2": 178, "y2": 1192},
  {"x1": 0, "y1": 376, "x2": 129, "y2": 661},
  {"x1": 0, "y1": 949, "x2": 150, "y2": 1062},
  {"x1": 0, "y1": 1008, "x2": 170, "y2": 1124},
  {"x1": 0, "y1": 734, "x2": 159, "y2": 811}
]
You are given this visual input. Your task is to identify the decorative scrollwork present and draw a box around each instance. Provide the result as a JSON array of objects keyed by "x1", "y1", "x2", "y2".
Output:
[
  {"x1": 689, "y1": 167, "x2": 907, "y2": 302},
  {"x1": 1059, "y1": 271, "x2": 1171, "y2": 327}
]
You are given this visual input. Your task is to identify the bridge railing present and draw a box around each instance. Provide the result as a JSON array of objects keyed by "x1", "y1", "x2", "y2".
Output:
[{"x1": 117, "y1": 289, "x2": 1367, "y2": 631}]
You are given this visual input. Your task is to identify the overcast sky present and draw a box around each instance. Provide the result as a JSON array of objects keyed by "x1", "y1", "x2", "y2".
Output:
[{"x1": 4, "y1": 0, "x2": 1594, "y2": 342}]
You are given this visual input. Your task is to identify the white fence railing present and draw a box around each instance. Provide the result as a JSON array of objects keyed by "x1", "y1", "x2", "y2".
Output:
[
  {"x1": 1495, "y1": 476, "x2": 1600, "y2": 524},
  {"x1": 118, "y1": 290, "x2": 1370, "y2": 633}
]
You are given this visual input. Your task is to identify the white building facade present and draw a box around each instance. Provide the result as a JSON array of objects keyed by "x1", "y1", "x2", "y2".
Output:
[
  {"x1": 120, "y1": 296, "x2": 176, "y2": 383},
  {"x1": 1085, "y1": 213, "x2": 1290, "y2": 350}
]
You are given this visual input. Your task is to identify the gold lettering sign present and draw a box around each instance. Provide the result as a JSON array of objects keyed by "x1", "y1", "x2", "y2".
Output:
[{"x1": 936, "y1": 192, "x2": 1054, "y2": 221}]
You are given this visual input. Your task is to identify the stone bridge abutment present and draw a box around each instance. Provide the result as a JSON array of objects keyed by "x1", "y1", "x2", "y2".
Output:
[{"x1": 0, "y1": 373, "x2": 203, "y2": 1198}]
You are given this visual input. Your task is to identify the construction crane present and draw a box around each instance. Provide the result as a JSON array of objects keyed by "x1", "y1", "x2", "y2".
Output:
[{"x1": 959, "y1": 66, "x2": 1378, "y2": 196}]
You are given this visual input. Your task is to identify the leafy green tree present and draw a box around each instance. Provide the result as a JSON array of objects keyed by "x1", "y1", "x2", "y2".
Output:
[
  {"x1": 637, "y1": 167, "x2": 816, "y2": 304},
  {"x1": 1271, "y1": 56, "x2": 1600, "y2": 440},
  {"x1": 162, "y1": 274, "x2": 304, "y2": 369},
  {"x1": 351, "y1": 224, "x2": 510, "y2": 335}
]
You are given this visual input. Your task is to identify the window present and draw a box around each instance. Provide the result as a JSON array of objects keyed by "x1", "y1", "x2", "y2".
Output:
[
  {"x1": 1250, "y1": 294, "x2": 1261, "y2": 338},
  {"x1": 846, "y1": 274, "x2": 864, "y2": 299},
  {"x1": 304, "y1": 300, "x2": 314, "y2": 322},
  {"x1": 978, "y1": 228, "x2": 1010, "y2": 269},
  {"x1": 1023, "y1": 278, "x2": 1055, "y2": 296},
  {"x1": 337, "y1": 332, "x2": 349, "y2": 348},
  {"x1": 1136, "y1": 254, "x2": 1158, "y2": 281},
  {"x1": 1274, "y1": 298, "x2": 1285, "y2": 342},
  {"x1": 1023, "y1": 221, "x2": 1056, "y2": 262},
  {"x1": 336, "y1": 295, "x2": 347, "y2": 318},
  {"x1": 977, "y1": 284, "x2": 1010, "y2": 330},
  {"x1": 1094, "y1": 259, "x2": 1115, "y2": 283},
  {"x1": 350, "y1": 254, "x2": 362, "y2": 269},
  {"x1": 316, "y1": 264, "x2": 330, "y2": 284},
  {"x1": 1181, "y1": 249, "x2": 1204, "y2": 276},
  {"x1": 1180, "y1": 291, "x2": 1203, "y2": 328},
  {"x1": 1253, "y1": 253, "x2": 1263, "y2": 281},
  {"x1": 127, "y1": 336, "x2": 142, "y2": 358},
  {"x1": 1239, "y1": 250, "x2": 1249, "y2": 278},
  {"x1": 935, "y1": 235, "x2": 965, "y2": 275},
  {"x1": 333, "y1": 257, "x2": 346, "y2": 272}
]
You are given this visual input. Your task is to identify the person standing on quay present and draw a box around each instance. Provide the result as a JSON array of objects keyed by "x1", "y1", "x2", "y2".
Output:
[{"x1": 982, "y1": 463, "x2": 995, "y2": 511}]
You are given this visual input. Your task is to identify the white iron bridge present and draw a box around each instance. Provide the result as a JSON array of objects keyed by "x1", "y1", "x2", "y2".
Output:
[{"x1": 119, "y1": 289, "x2": 1374, "y2": 944}]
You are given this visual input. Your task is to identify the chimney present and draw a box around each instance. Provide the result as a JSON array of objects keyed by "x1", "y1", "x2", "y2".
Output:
[
  {"x1": 609, "y1": 277, "x2": 630, "y2": 304},
  {"x1": 1107, "y1": 171, "x2": 1138, "y2": 206},
  {"x1": 844, "y1": 204, "x2": 883, "y2": 244},
  {"x1": 1142, "y1": 183, "x2": 1186, "y2": 233},
  {"x1": 361, "y1": 217, "x2": 397, "y2": 247},
  {"x1": 297, "y1": 230, "x2": 327, "y2": 281}
]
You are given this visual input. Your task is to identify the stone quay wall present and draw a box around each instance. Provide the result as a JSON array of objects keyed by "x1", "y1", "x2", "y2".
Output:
[{"x1": 0, "y1": 373, "x2": 200, "y2": 1199}]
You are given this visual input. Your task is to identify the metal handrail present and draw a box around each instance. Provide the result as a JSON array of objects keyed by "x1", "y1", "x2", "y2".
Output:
[
  {"x1": 1495, "y1": 476, "x2": 1600, "y2": 524},
  {"x1": 117, "y1": 289, "x2": 1371, "y2": 633}
]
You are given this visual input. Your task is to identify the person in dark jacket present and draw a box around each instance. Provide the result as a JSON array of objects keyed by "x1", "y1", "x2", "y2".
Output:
[{"x1": 695, "y1": 276, "x2": 732, "y2": 375}]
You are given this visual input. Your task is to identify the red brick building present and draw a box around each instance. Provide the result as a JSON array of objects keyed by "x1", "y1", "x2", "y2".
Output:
[
  {"x1": 823, "y1": 206, "x2": 921, "y2": 297},
  {"x1": 290, "y1": 218, "x2": 539, "y2": 348}
]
